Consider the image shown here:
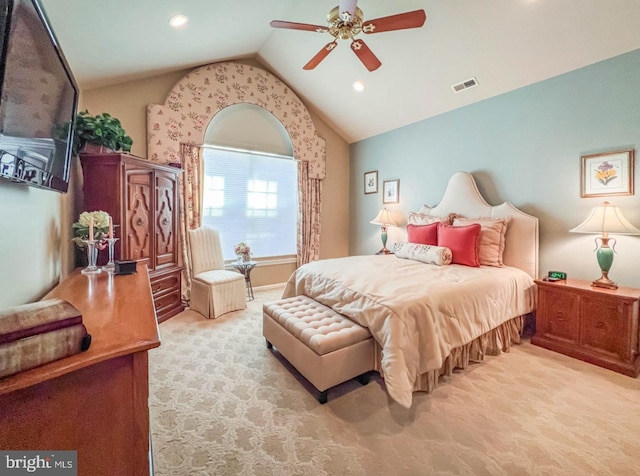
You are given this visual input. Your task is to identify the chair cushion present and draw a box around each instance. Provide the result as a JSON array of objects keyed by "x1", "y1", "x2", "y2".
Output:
[
  {"x1": 263, "y1": 296, "x2": 371, "y2": 355},
  {"x1": 194, "y1": 269, "x2": 244, "y2": 285}
]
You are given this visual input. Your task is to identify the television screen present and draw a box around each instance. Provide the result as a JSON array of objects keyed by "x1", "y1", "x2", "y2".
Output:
[{"x1": 0, "y1": 0, "x2": 78, "y2": 193}]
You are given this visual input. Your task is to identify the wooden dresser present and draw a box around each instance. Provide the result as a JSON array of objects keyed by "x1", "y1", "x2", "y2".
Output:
[
  {"x1": 80, "y1": 152, "x2": 184, "y2": 322},
  {"x1": 532, "y1": 278, "x2": 640, "y2": 377},
  {"x1": 0, "y1": 263, "x2": 160, "y2": 475}
]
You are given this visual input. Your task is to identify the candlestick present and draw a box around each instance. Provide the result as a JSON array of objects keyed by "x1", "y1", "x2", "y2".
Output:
[
  {"x1": 81, "y1": 239, "x2": 101, "y2": 275},
  {"x1": 108, "y1": 216, "x2": 113, "y2": 239},
  {"x1": 102, "y1": 237, "x2": 119, "y2": 273},
  {"x1": 89, "y1": 217, "x2": 94, "y2": 241}
]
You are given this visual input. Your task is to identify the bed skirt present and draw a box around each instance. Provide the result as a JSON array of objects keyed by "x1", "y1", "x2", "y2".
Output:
[{"x1": 373, "y1": 315, "x2": 526, "y2": 394}]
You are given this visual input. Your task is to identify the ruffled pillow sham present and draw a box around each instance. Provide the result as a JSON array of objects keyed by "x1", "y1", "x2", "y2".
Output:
[
  {"x1": 407, "y1": 211, "x2": 453, "y2": 226},
  {"x1": 393, "y1": 242, "x2": 452, "y2": 266}
]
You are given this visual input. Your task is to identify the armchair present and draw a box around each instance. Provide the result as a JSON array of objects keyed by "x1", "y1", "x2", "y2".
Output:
[{"x1": 188, "y1": 227, "x2": 246, "y2": 319}]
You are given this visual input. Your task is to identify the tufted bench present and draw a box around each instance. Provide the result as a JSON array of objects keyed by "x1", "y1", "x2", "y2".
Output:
[{"x1": 263, "y1": 295, "x2": 375, "y2": 403}]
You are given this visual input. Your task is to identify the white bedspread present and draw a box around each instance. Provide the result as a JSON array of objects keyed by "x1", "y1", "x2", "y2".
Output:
[{"x1": 283, "y1": 254, "x2": 536, "y2": 408}]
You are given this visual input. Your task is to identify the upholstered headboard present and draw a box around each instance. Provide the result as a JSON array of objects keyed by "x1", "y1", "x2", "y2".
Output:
[{"x1": 420, "y1": 172, "x2": 539, "y2": 279}]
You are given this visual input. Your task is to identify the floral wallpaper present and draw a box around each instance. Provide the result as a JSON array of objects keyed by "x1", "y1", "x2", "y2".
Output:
[{"x1": 147, "y1": 62, "x2": 326, "y2": 179}]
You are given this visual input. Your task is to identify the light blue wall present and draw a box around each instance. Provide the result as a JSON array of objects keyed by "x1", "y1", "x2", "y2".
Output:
[{"x1": 350, "y1": 49, "x2": 640, "y2": 288}]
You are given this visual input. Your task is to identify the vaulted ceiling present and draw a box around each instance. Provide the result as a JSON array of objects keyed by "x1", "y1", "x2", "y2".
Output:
[{"x1": 40, "y1": 0, "x2": 640, "y2": 143}]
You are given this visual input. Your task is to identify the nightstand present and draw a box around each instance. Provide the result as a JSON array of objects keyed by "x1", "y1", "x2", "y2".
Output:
[{"x1": 532, "y1": 278, "x2": 640, "y2": 377}]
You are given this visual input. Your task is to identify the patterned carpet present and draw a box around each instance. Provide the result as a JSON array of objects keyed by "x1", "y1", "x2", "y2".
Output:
[{"x1": 149, "y1": 286, "x2": 640, "y2": 475}]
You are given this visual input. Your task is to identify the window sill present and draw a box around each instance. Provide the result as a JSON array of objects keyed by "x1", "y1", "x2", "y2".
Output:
[{"x1": 224, "y1": 255, "x2": 296, "y2": 269}]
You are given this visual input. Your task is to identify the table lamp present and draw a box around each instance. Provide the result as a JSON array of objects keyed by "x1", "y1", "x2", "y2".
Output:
[
  {"x1": 569, "y1": 201, "x2": 640, "y2": 289},
  {"x1": 370, "y1": 208, "x2": 398, "y2": 254}
]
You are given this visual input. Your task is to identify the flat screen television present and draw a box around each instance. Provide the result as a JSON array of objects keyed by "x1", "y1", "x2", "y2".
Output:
[{"x1": 0, "y1": 0, "x2": 78, "y2": 193}]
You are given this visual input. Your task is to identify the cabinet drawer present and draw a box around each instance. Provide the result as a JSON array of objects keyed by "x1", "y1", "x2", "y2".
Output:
[
  {"x1": 150, "y1": 270, "x2": 181, "y2": 297},
  {"x1": 154, "y1": 290, "x2": 183, "y2": 322}
]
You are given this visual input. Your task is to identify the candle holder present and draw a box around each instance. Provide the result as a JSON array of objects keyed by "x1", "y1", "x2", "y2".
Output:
[
  {"x1": 81, "y1": 240, "x2": 102, "y2": 275},
  {"x1": 102, "y1": 238, "x2": 119, "y2": 273}
]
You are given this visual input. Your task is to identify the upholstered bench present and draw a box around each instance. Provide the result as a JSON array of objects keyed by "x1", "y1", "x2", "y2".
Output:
[{"x1": 263, "y1": 295, "x2": 375, "y2": 403}]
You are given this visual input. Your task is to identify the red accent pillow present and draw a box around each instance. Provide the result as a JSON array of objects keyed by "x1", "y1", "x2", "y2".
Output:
[
  {"x1": 437, "y1": 223, "x2": 481, "y2": 267},
  {"x1": 407, "y1": 223, "x2": 438, "y2": 246}
]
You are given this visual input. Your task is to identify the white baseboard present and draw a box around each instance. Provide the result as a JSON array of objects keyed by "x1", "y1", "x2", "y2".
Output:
[{"x1": 253, "y1": 283, "x2": 287, "y2": 292}]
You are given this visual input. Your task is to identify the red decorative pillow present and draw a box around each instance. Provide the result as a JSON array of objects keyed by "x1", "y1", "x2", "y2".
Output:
[
  {"x1": 437, "y1": 223, "x2": 481, "y2": 267},
  {"x1": 407, "y1": 223, "x2": 438, "y2": 246}
]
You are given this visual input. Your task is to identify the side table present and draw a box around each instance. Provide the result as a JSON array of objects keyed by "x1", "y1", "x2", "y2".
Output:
[{"x1": 233, "y1": 260, "x2": 258, "y2": 301}]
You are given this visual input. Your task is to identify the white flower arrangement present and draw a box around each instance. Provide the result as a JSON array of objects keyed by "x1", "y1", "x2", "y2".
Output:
[{"x1": 72, "y1": 210, "x2": 111, "y2": 247}]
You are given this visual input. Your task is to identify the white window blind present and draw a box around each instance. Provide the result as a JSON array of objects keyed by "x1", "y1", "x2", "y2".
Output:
[{"x1": 202, "y1": 147, "x2": 297, "y2": 260}]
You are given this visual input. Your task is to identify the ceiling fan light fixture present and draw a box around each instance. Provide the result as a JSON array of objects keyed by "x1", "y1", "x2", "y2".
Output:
[
  {"x1": 327, "y1": 6, "x2": 364, "y2": 39},
  {"x1": 169, "y1": 15, "x2": 189, "y2": 28},
  {"x1": 270, "y1": 3, "x2": 427, "y2": 71}
]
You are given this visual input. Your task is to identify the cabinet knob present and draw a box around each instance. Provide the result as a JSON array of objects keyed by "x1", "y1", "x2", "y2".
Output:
[
  {"x1": 161, "y1": 217, "x2": 169, "y2": 226},
  {"x1": 136, "y1": 218, "x2": 144, "y2": 226}
]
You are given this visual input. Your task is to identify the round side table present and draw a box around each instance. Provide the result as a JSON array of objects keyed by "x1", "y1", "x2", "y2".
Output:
[{"x1": 232, "y1": 260, "x2": 257, "y2": 301}]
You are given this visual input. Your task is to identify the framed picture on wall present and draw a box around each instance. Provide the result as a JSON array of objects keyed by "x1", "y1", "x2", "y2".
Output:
[
  {"x1": 383, "y1": 179, "x2": 400, "y2": 204},
  {"x1": 364, "y1": 170, "x2": 378, "y2": 194},
  {"x1": 581, "y1": 149, "x2": 635, "y2": 198}
]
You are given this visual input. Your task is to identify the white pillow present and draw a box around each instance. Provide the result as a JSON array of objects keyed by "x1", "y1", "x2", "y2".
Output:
[{"x1": 393, "y1": 242, "x2": 452, "y2": 266}]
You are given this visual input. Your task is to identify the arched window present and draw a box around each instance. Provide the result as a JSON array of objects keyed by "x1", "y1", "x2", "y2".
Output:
[{"x1": 201, "y1": 104, "x2": 297, "y2": 260}]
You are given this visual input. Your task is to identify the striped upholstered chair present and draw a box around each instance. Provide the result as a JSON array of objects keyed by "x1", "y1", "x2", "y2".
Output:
[{"x1": 187, "y1": 227, "x2": 246, "y2": 319}]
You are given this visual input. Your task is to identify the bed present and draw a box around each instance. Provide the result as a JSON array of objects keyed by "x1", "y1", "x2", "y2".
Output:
[{"x1": 283, "y1": 171, "x2": 538, "y2": 408}]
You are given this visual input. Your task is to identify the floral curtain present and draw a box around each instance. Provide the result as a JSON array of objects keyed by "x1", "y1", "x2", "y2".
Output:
[
  {"x1": 297, "y1": 160, "x2": 322, "y2": 266},
  {"x1": 179, "y1": 143, "x2": 204, "y2": 302}
]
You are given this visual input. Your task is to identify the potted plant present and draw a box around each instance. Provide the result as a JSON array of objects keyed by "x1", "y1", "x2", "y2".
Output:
[{"x1": 73, "y1": 110, "x2": 133, "y2": 155}]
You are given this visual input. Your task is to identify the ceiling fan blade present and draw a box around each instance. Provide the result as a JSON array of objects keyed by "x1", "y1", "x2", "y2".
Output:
[
  {"x1": 339, "y1": 0, "x2": 359, "y2": 21},
  {"x1": 303, "y1": 41, "x2": 338, "y2": 70},
  {"x1": 362, "y1": 10, "x2": 426, "y2": 34},
  {"x1": 350, "y1": 39, "x2": 381, "y2": 72},
  {"x1": 270, "y1": 20, "x2": 329, "y2": 33}
]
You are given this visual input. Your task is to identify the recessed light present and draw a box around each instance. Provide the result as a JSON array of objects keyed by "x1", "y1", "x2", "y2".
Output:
[
  {"x1": 352, "y1": 80, "x2": 365, "y2": 92},
  {"x1": 169, "y1": 15, "x2": 188, "y2": 28}
]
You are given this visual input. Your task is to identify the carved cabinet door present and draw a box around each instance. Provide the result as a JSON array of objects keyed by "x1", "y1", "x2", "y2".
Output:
[
  {"x1": 155, "y1": 170, "x2": 179, "y2": 269},
  {"x1": 123, "y1": 167, "x2": 154, "y2": 269}
]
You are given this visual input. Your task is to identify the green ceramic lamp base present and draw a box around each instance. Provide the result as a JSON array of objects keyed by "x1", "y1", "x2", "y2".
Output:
[{"x1": 592, "y1": 237, "x2": 618, "y2": 289}]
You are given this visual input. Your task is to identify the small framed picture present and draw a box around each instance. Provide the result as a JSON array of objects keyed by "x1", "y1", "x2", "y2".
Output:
[
  {"x1": 364, "y1": 170, "x2": 378, "y2": 194},
  {"x1": 383, "y1": 179, "x2": 399, "y2": 204},
  {"x1": 581, "y1": 149, "x2": 634, "y2": 198}
]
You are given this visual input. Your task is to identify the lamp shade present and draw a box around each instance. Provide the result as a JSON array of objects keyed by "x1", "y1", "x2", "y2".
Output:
[
  {"x1": 370, "y1": 208, "x2": 398, "y2": 227},
  {"x1": 570, "y1": 202, "x2": 640, "y2": 235}
]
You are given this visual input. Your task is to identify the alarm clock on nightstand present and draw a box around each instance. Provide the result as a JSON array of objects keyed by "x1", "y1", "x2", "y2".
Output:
[{"x1": 543, "y1": 271, "x2": 567, "y2": 282}]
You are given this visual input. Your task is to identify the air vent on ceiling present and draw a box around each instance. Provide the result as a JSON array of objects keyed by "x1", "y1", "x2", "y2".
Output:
[{"x1": 451, "y1": 77, "x2": 479, "y2": 93}]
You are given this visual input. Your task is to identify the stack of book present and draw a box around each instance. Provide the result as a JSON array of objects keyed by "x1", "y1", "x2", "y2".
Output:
[{"x1": 0, "y1": 298, "x2": 91, "y2": 379}]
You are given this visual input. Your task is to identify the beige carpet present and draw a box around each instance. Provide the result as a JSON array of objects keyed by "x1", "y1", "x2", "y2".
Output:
[{"x1": 149, "y1": 286, "x2": 640, "y2": 476}]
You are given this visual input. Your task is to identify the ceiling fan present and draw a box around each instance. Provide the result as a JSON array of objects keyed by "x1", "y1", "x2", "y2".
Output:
[{"x1": 270, "y1": 0, "x2": 426, "y2": 72}]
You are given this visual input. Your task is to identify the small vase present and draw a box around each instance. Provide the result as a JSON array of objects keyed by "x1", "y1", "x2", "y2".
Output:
[
  {"x1": 242, "y1": 253, "x2": 250, "y2": 263},
  {"x1": 81, "y1": 240, "x2": 102, "y2": 275}
]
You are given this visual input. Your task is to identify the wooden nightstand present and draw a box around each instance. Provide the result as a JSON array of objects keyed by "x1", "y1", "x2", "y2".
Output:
[{"x1": 532, "y1": 278, "x2": 640, "y2": 377}]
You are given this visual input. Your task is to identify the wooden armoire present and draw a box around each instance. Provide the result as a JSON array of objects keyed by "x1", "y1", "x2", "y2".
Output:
[{"x1": 79, "y1": 152, "x2": 184, "y2": 322}]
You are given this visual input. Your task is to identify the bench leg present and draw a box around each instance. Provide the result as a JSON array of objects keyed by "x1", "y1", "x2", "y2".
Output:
[
  {"x1": 318, "y1": 390, "x2": 328, "y2": 404},
  {"x1": 266, "y1": 339, "x2": 273, "y2": 350},
  {"x1": 357, "y1": 373, "x2": 370, "y2": 386}
]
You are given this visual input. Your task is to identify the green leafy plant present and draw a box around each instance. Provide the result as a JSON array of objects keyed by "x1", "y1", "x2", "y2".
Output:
[{"x1": 73, "y1": 110, "x2": 133, "y2": 155}]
